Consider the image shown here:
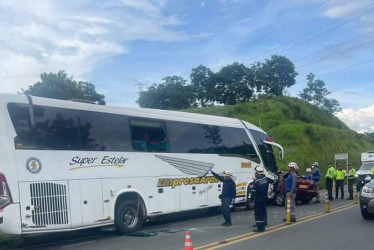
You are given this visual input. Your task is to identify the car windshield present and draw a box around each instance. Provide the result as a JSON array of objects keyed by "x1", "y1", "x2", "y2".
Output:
[{"x1": 360, "y1": 162, "x2": 374, "y2": 171}]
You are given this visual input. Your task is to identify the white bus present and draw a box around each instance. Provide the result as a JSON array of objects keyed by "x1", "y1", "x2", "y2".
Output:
[{"x1": 0, "y1": 93, "x2": 283, "y2": 235}]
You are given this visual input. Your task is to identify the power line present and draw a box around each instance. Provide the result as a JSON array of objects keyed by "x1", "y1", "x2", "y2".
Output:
[
  {"x1": 298, "y1": 37, "x2": 374, "y2": 69},
  {"x1": 277, "y1": 6, "x2": 374, "y2": 54},
  {"x1": 213, "y1": 0, "x2": 331, "y2": 63},
  {"x1": 293, "y1": 30, "x2": 374, "y2": 63},
  {"x1": 297, "y1": 58, "x2": 374, "y2": 84},
  {"x1": 246, "y1": 1, "x2": 374, "y2": 63}
]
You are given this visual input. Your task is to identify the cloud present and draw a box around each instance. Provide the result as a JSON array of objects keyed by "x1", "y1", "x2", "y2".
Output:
[
  {"x1": 0, "y1": 0, "x2": 187, "y2": 94},
  {"x1": 336, "y1": 105, "x2": 374, "y2": 133},
  {"x1": 320, "y1": 0, "x2": 374, "y2": 33}
]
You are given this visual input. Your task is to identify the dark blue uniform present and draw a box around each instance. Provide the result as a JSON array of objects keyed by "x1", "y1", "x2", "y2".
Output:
[
  {"x1": 250, "y1": 174, "x2": 273, "y2": 231},
  {"x1": 212, "y1": 171, "x2": 236, "y2": 226}
]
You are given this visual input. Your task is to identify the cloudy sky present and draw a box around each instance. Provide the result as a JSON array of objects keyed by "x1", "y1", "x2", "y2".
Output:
[{"x1": 0, "y1": 0, "x2": 373, "y2": 132}]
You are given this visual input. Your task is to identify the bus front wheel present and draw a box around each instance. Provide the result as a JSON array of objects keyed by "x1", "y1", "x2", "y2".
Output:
[{"x1": 115, "y1": 200, "x2": 144, "y2": 234}]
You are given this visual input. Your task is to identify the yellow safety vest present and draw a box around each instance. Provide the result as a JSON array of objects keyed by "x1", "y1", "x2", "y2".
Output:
[
  {"x1": 326, "y1": 167, "x2": 335, "y2": 179},
  {"x1": 347, "y1": 168, "x2": 356, "y2": 179},
  {"x1": 372, "y1": 166, "x2": 374, "y2": 176},
  {"x1": 336, "y1": 170, "x2": 346, "y2": 180}
]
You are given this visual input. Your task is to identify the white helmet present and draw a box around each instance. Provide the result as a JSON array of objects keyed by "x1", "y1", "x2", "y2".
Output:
[
  {"x1": 255, "y1": 166, "x2": 264, "y2": 173},
  {"x1": 306, "y1": 168, "x2": 312, "y2": 173},
  {"x1": 312, "y1": 162, "x2": 318, "y2": 168},
  {"x1": 223, "y1": 170, "x2": 233, "y2": 176},
  {"x1": 288, "y1": 162, "x2": 297, "y2": 169}
]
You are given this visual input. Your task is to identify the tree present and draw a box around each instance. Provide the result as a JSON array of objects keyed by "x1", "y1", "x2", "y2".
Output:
[
  {"x1": 256, "y1": 55, "x2": 298, "y2": 96},
  {"x1": 214, "y1": 62, "x2": 254, "y2": 105},
  {"x1": 137, "y1": 76, "x2": 195, "y2": 110},
  {"x1": 190, "y1": 65, "x2": 215, "y2": 107},
  {"x1": 26, "y1": 71, "x2": 105, "y2": 105},
  {"x1": 299, "y1": 73, "x2": 341, "y2": 113}
]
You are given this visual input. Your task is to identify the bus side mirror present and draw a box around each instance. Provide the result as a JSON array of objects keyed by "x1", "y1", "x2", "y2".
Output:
[
  {"x1": 279, "y1": 150, "x2": 283, "y2": 160},
  {"x1": 0, "y1": 196, "x2": 11, "y2": 209}
]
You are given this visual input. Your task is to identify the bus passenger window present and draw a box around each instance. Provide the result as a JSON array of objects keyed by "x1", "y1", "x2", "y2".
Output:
[
  {"x1": 130, "y1": 119, "x2": 169, "y2": 152},
  {"x1": 167, "y1": 121, "x2": 203, "y2": 153}
]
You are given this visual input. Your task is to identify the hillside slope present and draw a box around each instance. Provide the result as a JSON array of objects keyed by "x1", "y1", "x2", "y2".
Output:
[{"x1": 188, "y1": 96, "x2": 374, "y2": 176}]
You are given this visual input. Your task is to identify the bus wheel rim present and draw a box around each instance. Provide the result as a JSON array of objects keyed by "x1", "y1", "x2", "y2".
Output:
[{"x1": 123, "y1": 207, "x2": 138, "y2": 228}]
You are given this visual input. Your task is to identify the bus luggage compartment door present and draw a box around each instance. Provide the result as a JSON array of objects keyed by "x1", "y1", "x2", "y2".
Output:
[
  {"x1": 79, "y1": 179, "x2": 104, "y2": 226},
  {"x1": 19, "y1": 181, "x2": 71, "y2": 232}
]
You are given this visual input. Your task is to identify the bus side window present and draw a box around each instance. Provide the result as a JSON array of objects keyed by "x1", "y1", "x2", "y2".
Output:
[{"x1": 130, "y1": 119, "x2": 169, "y2": 152}]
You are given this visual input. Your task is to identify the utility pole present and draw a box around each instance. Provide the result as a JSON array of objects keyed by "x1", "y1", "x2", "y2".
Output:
[{"x1": 135, "y1": 79, "x2": 146, "y2": 94}]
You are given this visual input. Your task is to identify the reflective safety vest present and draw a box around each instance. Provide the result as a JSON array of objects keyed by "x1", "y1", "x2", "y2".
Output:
[
  {"x1": 347, "y1": 168, "x2": 356, "y2": 179},
  {"x1": 372, "y1": 166, "x2": 374, "y2": 176},
  {"x1": 336, "y1": 170, "x2": 346, "y2": 180},
  {"x1": 326, "y1": 167, "x2": 336, "y2": 179}
]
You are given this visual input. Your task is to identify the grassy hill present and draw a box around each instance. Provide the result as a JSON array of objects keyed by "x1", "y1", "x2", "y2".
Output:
[{"x1": 188, "y1": 96, "x2": 374, "y2": 177}]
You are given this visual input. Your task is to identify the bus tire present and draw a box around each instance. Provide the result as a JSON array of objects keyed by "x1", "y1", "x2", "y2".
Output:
[{"x1": 115, "y1": 199, "x2": 144, "y2": 234}]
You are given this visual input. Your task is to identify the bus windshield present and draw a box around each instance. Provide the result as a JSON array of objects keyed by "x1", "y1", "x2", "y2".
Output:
[
  {"x1": 360, "y1": 162, "x2": 374, "y2": 171},
  {"x1": 249, "y1": 129, "x2": 278, "y2": 174}
]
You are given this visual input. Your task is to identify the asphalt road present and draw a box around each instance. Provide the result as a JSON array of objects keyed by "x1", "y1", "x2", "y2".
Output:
[{"x1": 1, "y1": 192, "x2": 369, "y2": 250}]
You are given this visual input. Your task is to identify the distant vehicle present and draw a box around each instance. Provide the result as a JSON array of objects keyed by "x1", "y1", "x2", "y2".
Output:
[
  {"x1": 272, "y1": 171, "x2": 318, "y2": 206},
  {"x1": 0, "y1": 93, "x2": 284, "y2": 236},
  {"x1": 359, "y1": 178, "x2": 374, "y2": 219},
  {"x1": 356, "y1": 151, "x2": 374, "y2": 191}
]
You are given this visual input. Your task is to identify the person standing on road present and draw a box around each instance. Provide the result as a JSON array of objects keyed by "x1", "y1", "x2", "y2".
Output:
[
  {"x1": 311, "y1": 162, "x2": 321, "y2": 203},
  {"x1": 250, "y1": 166, "x2": 273, "y2": 232},
  {"x1": 347, "y1": 163, "x2": 356, "y2": 200},
  {"x1": 335, "y1": 165, "x2": 346, "y2": 199},
  {"x1": 283, "y1": 162, "x2": 298, "y2": 222},
  {"x1": 305, "y1": 168, "x2": 313, "y2": 180},
  {"x1": 325, "y1": 162, "x2": 335, "y2": 201},
  {"x1": 211, "y1": 170, "x2": 236, "y2": 227}
]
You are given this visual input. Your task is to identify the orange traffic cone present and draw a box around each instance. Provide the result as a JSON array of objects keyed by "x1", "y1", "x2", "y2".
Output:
[{"x1": 184, "y1": 230, "x2": 194, "y2": 250}]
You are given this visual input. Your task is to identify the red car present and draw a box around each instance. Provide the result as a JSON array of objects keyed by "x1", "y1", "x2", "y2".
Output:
[{"x1": 273, "y1": 171, "x2": 318, "y2": 206}]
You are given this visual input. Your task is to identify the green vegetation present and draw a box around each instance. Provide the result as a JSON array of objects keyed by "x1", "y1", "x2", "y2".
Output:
[{"x1": 187, "y1": 96, "x2": 374, "y2": 177}]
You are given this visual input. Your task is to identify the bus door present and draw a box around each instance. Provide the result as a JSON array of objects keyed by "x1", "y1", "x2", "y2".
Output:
[{"x1": 19, "y1": 181, "x2": 71, "y2": 232}]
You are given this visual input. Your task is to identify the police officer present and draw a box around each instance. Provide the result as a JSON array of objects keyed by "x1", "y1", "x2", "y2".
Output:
[
  {"x1": 283, "y1": 162, "x2": 298, "y2": 222},
  {"x1": 347, "y1": 163, "x2": 356, "y2": 200},
  {"x1": 212, "y1": 170, "x2": 236, "y2": 226},
  {"x1": 250, "y1": 166, "x2": 273, "y2": 232},
  {"x1": 325, "y1": 162, "x2": 335, "y2": 201},
  {"x1": 311, "y1": 162, "x2": 321, "y2": 203},
  {"x1": 335, "y1": 164, "x2": 346, "y2": 199}
]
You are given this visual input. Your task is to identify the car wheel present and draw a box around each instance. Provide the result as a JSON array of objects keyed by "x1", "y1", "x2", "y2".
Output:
[
  {"x1": 115, "y1": 200, "x2": 144, "y2": 234},
  {"x1": 360, "y1": 208, "x2": 373, "y2": 220},
  {"x1": 274, "y1": 192, "x2": 285, "y2": 206}
]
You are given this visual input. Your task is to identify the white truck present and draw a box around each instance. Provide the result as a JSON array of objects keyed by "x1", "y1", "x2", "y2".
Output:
[{"x1": 356, "y1": 151, "x2": 374, "y2": 191}]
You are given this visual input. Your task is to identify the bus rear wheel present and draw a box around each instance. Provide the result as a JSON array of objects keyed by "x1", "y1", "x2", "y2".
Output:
[{"x1": 115, "y1": 200, "x2": 144, "y2": 234}]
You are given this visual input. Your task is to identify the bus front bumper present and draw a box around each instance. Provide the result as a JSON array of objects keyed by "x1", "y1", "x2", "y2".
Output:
[{"x1": 0, "y1": 203, "x2": 22, "y2": 235}]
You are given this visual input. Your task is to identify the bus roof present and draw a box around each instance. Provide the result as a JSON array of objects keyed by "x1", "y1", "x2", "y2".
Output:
[{"x1": 0, "y1": 93, "x2": 264, "y2": 131}]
